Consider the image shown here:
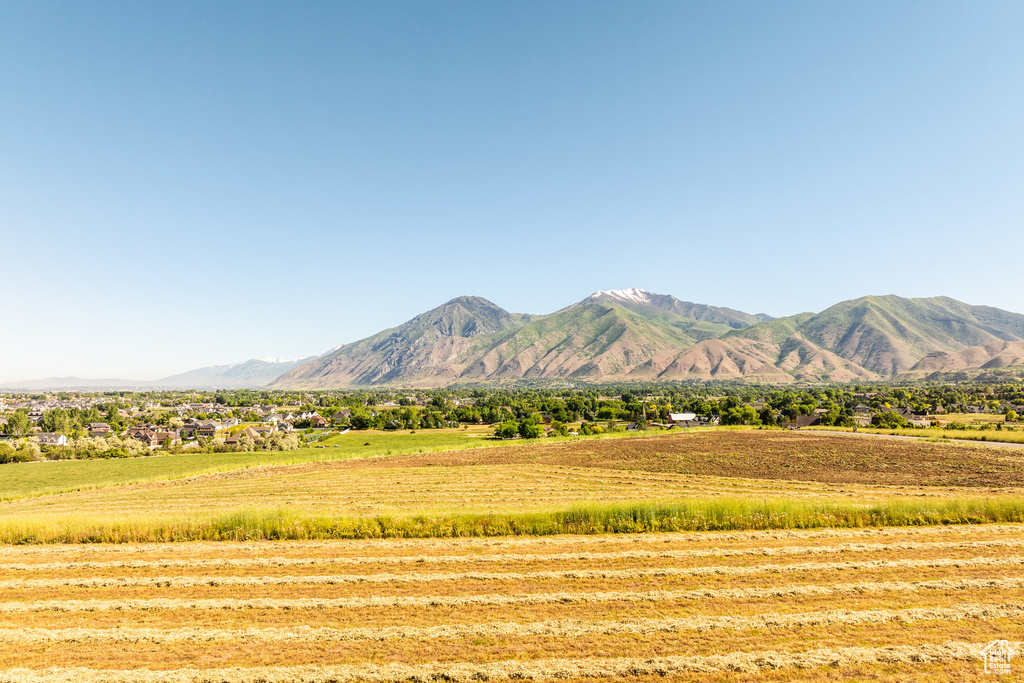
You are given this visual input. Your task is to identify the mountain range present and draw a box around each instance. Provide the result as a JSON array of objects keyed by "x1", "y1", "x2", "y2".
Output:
[
  {"x1": 7, "y1": 290, "x2": 1024, "y2": 390},
  {"x1": 0, "y1": 358, "x2": 314, "y2": 391},
  {"x1": 270, "y1": 290, "x2": 1024, "y2": 388}
]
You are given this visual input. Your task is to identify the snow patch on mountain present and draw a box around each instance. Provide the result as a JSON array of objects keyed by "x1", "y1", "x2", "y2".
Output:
[{"x1": 591, "y1": 288, "x2": 654, "y2": 304}]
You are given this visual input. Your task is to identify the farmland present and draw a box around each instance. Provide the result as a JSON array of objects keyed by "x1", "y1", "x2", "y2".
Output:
[
  {"x1": 0, "y1": 525, "x2": 1022, "y2": 680},
  {"x1": 1, "y1": 429, "x2": 1023, "y2": 680}
]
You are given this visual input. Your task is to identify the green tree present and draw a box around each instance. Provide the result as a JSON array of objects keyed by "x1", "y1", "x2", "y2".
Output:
[
  {"x1": 349, "y1": 408, "x2": 373, "y2": 430},
  {"x1": 871, "y1": 410, "x2": 909, "y2": 429},
  {"x1": 40, "y1": 409, "x2": 72, "y2": 434},
  {"x1": 518, "y1": 422, "x2": 545, "y2": 439},
  {"x1": 2, "y1": 412, "x2": 32, "y2": 436},
  {"x1": 493, "y1": 421, "x2": 519, "y2": 439},
  {"x1": 1007, "y1": 410, "x2": 1018, "y2": 423},
  {"x1": 721, "y1": 405, "x2": 761, "y2": 426}
]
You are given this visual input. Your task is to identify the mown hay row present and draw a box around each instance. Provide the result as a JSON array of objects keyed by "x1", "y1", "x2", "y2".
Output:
[
  {"x1": 0, "y1": 640, "x2": 1018, "y2": 681},
  {"x1": 4, "y1": 554, "x2": 1023, "y2": 590},
  {"x1": 0, "y1": 602, "x2": 1019, "y2": 644},
  {"x1": 5, "y1": 538, "x2": 1023, "y2": 572},
  {"x1": 3, "y1": 577, "x2": 1021, "y2": 612},
  {"x1": 2, "y1": 523, "x2": 1019, "y2": 557}
]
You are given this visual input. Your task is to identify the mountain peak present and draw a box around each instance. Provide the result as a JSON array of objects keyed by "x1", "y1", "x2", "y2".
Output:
[{"x1": 589, "y1": 288, "x2": 656, "y2": 304}]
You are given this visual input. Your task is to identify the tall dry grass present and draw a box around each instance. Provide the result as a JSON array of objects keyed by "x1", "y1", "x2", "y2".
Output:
[{"x1": 3, "y1": 497, "x2": 1024, "y2": 544}]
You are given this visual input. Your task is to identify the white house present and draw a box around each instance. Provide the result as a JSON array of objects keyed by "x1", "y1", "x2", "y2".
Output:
[{"x1": 34, "y1": 433, "x2": 68, "y2": 447}]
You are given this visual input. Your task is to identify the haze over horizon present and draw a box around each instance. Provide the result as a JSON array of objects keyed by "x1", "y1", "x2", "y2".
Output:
[{"x1": 3, "y1": 2, "x2": 1023, "y2": 380}]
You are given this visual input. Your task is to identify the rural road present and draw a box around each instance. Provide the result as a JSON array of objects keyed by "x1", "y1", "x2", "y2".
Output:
[{"x1": 808, "y1": 429, "x2": 1024, "y2": 450}]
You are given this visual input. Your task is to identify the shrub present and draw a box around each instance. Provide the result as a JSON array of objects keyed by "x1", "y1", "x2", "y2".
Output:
[{"x1": 871, "y1": 410, "x2": 909, "y2": 429}]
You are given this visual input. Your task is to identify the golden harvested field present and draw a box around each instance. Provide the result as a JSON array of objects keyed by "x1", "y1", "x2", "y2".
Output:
[
  {"x1": 2, "y1": 430, "x2": 1023, "y2": 680},
  {"x1": 0, "y1": 526, "x2": 1022, "y2": 681},
  {"x1": 5, "y1": 431, "x2": 1024, "y2": 521}
]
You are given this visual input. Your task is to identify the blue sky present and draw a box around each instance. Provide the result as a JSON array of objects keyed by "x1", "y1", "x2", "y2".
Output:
[{"x1": 2, "y1": 1, "x2": 1023, "y2": 380}]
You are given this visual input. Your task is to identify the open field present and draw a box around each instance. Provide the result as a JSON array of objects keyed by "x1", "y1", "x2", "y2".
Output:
[
  {"x1": 2, "y1": 429, "x2": 1023, "y2": 679},
  {"x1": 0, "y1": 525, "x2": 1021, "y2": 680},
  {"x1": 808, "y1": 424, "x2": 1024, "y2": 445},
  {"x1": 0, "y1": 426, "x2": 662, "y2": 502},
  {"x1": 2, "y1": 430, "x2": 1024, "y2": 542},
  {"x1": 0, "y1": 427, "x2": 518, "y2": 501}
]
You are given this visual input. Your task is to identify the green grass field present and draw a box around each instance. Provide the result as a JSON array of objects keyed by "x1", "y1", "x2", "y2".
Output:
[
  {"x1": 0, "y1": 428, "x2": 507, "y2": 501},
  {"x1": 0, "y1": 426, "x2": 654, "y2": 502}
]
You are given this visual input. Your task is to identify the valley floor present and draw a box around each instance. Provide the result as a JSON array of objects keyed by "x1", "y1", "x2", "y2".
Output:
[{"x1": 1, "y1": 429, "x2": 1022, "y2": 680}]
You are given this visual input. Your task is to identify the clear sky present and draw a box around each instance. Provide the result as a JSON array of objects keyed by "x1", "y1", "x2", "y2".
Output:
[{"x1": 2, "y1": 1, "x2": 1023, "y2": 380}]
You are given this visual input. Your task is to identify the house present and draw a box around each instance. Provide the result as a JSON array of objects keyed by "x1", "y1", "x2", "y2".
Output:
[
  {"x1": 276, "y1": 421, "x2": 294, "y2": 433},
  {"x1": 783, "y1": 415, "x2": 821, "y2": 430},
  {"x1": 178, "y1": 424, "x2": 198, "y2": 439},
  {"x1": 34, "y1": 432, "x2": 68, "y2": 447},
  {"x1": 310, "y1": 415, "x2": 328, "y2": 428},
  {"x1": 252, "y1": 425, "x2": 275, "y2": 437},
  {"x1": 88, "y1": 423, "x2": 112, "y2": 436},
  {"x1": 130, "y1": 429, "x2": 178, "y2": 447},
  {"x1": 225, "y1": 427, "x2": 262, "y2": 445},
  {"x1": 195, "y1": 421, "x2": 219, "y2": 438},
  {"x1": 668, "y1": 412, "x2": 698, "y2": 427},
  {"x1": 895, "y1": 408, "x2": 916, "y2": 421}
]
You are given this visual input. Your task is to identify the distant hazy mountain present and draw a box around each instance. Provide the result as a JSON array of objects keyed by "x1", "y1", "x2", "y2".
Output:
[
  {"x1": 2, "y1": 357, "x2": 316, "y2": 391},
  {"x1": 271, "y1": 291, "x2": 1024, "y2": 387},
  {"x1": 154, "y1": 357, "x2": 317, "y2": 389},
  {"x1": 0, "y1": 377, "x2": 152, "y2": 391}
]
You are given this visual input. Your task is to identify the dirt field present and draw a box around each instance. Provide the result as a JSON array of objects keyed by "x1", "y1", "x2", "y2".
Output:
[
  {"x1": 0, "y1": 525, "x2": 1021, "y2": 681},
  {"x1": 352, "y1": 429, "x2": 1024, "y2": 488}
]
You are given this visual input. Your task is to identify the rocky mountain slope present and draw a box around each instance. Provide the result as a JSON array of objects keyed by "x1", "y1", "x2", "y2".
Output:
[{"x1": 270, "y1": 291, "x2": 1024, "y2": 388}]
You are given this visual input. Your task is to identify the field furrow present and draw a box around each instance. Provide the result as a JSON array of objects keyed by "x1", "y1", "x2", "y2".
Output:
[
  {"x1": 0, "y1": 602, "x2": 1019, "y2": 644},
  {"x1": 1, "y1": 639, "x2": 1020, "y2": 682},
  {"x1": 3, "y1": 554, "x2": 1024, "y2": 591},
  {"x1": 5, "y1": 537, "x2": 1024, "y2": 574},
  {"x1": 3, "y1": 576, "x2": 1022, "y2": 613}
]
